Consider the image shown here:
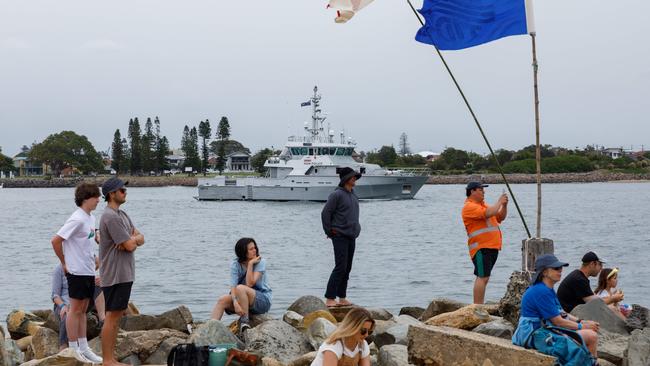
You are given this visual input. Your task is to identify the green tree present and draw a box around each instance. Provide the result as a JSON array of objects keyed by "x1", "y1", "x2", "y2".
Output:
[
  {"x1": 251, "y1": 148, "x2": 275, "y2": 174},
  {"x1": 198, "y1": 119, "x2": 212, "y2": 175},
  {"x1": 128, "y1": 118, "x2": 143, "y2": 174},
  {"x1": 439, "y1": 147, "x2": 470, "y2": 170},
  {"x1": 216, "y1": 116, "x2": 231, "y2": 140},
  {"x1": 0, "y1": 146, "x2": 16, "y2": 172},
  {"x1": 154, "y1": 117, "x2": 169, "y2": 172},
  {"x1": 209, "y1": 140, "x2": 250, "y2": 157},
  {"x1": 367, "y1": 145, "x2": 398, "y2": 166},
  {"x1": 29, "y1": 131, "x2": 103, "y2": 176},
  {"x1": 141, "y1": 117, "x2": 156, "y2": 174},
  {"x1": 215, "y1": 117, "x2": 231, "y2": 173},
  {"x1": 111, "y1": 129, "x2": 124, "y2": 174}
]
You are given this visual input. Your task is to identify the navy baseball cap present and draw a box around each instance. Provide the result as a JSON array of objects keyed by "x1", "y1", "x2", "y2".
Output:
[
  {"x1": 101, "y1": 177, "x2": 128, "y2": 197},
  {"x1": 466, "y1": 181, "x2": 488, "y2": 191},
  {"x1": 533, "y1": 254, "x2": 569, "y2": 283}
]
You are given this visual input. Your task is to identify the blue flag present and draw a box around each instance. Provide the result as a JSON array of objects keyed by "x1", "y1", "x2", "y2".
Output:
[
  {"x1": 415, "y1": 0, "x2": 534, "y2": 51},
  {"x1": 301, "y1": 101, "x2": 311, "y2": 107}
]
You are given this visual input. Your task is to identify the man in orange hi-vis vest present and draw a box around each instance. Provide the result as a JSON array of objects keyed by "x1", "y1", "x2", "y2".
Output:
[{"x1": 462, "y1": 181, "x2": 508, "y2": 304}]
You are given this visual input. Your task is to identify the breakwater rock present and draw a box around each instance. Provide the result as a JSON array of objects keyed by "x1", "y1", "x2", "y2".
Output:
[
  {"x1": 0, "y1": 176, "x2": 198, "y2": 188},
  {"x1": 426, "y1": 171, "x2": 650, "y2": 184},
  {"x1": 4, "y1": 295, "x2": 650, "y2": 366}
]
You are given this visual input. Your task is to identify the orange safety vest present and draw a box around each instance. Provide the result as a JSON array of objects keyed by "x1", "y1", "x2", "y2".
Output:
[{"x1": 462, "y1": 199, "x2": 502, "y2": 258}]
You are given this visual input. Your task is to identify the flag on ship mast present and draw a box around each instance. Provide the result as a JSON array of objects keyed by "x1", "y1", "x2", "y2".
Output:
[
  {"x1": 415, "y1": 0, "x2": 535, "y2": 50},
  {"x1": 327, "y1": 0, "x2": 375, "y2": 23},
  {"x1": 300, "y1": 101, "x2": 311, "y2": 107}
]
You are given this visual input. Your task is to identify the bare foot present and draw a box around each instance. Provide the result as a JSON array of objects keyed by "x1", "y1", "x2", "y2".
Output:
[
  {"x1": 338, "y1": 299, "x2": 353, "y2": 306},
  {"x1": 325, "y1": 299, "x2": 338, "y2": 308}
]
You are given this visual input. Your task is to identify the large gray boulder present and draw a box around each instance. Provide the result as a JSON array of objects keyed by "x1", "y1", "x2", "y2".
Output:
[
  {"x1": 0, "y1": 335, "x2": 8, "y2": 366},
  {"x1": 287, "y1": 351, "x2": 317, "y2": 366},
  {"x1": 143, "y1": 335, "x2": 187, "y2": 365},
  {"x1": 498, "y1": 271, "x2": 533, "y2": 326},
  {"x1": 419, "y1": 298, "x2": 468, "y2": 322},
  {"x1": 120, "y1": 305, "x2": 193, "y2": 332},
  {"x1": 627, "y1": 328, "x2": 650, "y2": 366},
  {"x1": 367, "y1": 308, "x2": 394, "y2": 321},
  {"x1": 571, "y1": 298, "x2": 630, "y2": 335},
  {"x1": 597, "y1": 329, "x2": 629, "y2": 366},
  {"x1": 395, "y1": 315, "x2": 421, "y2": 326},
  {"x1": 626, "y1": 304, "x2": 649, "y2": 331},
  {"x1": 407, "y1": 324, "x2": 556, "y2": 366},
  {"x1": 19, "y1": 348, "x2": 90, "y2": 366},
  {"x1": 245, "y1": 320, "x2": 313, "y2": 364},
  {"x1": 287, "y1": 296, "x2": 328, "y2": 316},
  {"x1": 307, "y1": 318, "x2": 336, "y2": 350},
  {"x1": 188, "y1": 320, "x2": 243, "y2": 348},
  {"x1": 283, "y1": 311, "x2": 303, "y2": 329},
  {"x1": 5, "y1": 340, "x2": 24, "y2": 366},
  {"x1": 398, "y1": 307, "x2": 424, "y2": 320},
  {"x1": 472, "y1": 317, "x2": 514, "y2": 340},
  {"x1": 378, "y1": 345, "x2": 411, "y2": 366},
  {"x1": 374, "y1": 324, "x2": 409, "y2": 349},
  {"x1": 31, "y1": 327, "x2": 60, "y2": 359}
]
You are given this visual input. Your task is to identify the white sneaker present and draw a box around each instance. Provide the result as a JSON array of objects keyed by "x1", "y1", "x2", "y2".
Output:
[
  {"x1": 79, "y1": 348, "x2": 103, "y2": 364},
  {"x1": 73, "y1": 349, "x2": 91, "y2": 363}
]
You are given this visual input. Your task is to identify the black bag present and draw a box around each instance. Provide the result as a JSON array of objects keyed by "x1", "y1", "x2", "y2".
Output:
[{"x1": 167, "y1": 343, "x2": 210, "y2": 366}]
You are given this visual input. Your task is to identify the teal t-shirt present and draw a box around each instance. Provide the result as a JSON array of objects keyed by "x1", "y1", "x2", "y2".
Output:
[{"x1": 229, "y1": 258, "x2": 272, "y2": 297}]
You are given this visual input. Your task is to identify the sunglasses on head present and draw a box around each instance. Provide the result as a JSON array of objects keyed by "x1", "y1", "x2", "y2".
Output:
[{"x1": 360, "y1": 327, "x2": 373, "y2": 336}]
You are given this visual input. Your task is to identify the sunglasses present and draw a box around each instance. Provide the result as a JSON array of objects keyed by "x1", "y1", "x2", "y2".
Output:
[
  {"x1": 550, "y1": 266, "x2": 563, "y2": 271},
  {"x1": 118, "y1": 188, "x2": 127, "y2": 194},
  {"x1": 360, "y1": 327, "x2": 374, "y2": 336}
]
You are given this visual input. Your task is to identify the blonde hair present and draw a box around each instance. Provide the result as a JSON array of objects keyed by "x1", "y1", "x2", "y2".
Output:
[{"x1": 325, "y1": 307, "x2": 375, "y2": 345}]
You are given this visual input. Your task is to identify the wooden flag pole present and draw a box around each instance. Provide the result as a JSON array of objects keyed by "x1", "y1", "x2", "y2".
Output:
[
  {"x1": 406, "y1": 0, "x2": 532, "y2": 238},
  {"x1": 531, "y1": 32, "x2": 542, "y2": 238}
]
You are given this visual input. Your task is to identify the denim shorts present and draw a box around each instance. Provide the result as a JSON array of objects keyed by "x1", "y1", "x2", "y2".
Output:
[{"x1": 250, "y1": 291, "x2": 271, "y2": 314}]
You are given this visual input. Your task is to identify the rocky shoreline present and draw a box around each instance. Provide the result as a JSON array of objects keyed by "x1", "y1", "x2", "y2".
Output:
[
  {"x1": 1, "y1": 171, "x2": 649, "y2": 188},
  {"x1": 2, "y1": 276, "x2": 649, "y2": 366},
  {"x1": 426, "y1": 171, "x2": 650, "y2": 184}
]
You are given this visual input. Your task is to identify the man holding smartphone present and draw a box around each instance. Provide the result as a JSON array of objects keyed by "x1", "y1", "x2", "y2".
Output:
[{"x1": 461, "y1": 182, "x2": 508, "y2": 304}]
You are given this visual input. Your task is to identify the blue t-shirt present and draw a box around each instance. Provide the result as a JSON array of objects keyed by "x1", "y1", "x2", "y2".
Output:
[
  {"x1": 230, "y1": 258, "x2": 272, "y2": 297},
  {"x1": 521, "y1": 282, "x2": 562, "y2": 321}
]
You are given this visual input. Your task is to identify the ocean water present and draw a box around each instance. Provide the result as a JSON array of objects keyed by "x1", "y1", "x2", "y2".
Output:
[{"x1": 1, "y1": 183, "x2": 648, "y2": 324}]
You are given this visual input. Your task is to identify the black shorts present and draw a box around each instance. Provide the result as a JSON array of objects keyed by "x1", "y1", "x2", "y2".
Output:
[
  {"x1": 472, "y1": 248, "x2": 499, "y2": 278},
  {"x1": 66, "y1": 274, "x2": 96, "y2": 300},
  {"x1": 102, "y1": 282, "x2": 133, "y2": 311}
]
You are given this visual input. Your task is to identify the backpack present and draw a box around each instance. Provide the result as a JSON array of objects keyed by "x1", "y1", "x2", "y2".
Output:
[
  {"x1": 528, "y1": 325, "x2": 596, "y2": 366},
  {"x1": 167, "y1": 343, "x2": 210, "y2": 366}
]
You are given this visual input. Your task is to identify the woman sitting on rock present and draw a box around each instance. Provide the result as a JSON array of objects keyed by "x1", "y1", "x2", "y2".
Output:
[
  {"x1": 513, "y1": 254, "x2": 600, "y2": 363},
  {"x1": 595, "y1": 267, "x2": 631, "y2": 319},
  {"x1": 311, "y1": 307, "x2": 374, "y2": 366},
  {"x1": 211, "y1": 238, "x2": 272, "y2": 334}
]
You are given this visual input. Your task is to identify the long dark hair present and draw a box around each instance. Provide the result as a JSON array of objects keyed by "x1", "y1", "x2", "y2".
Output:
[
  {"x1": 235, "y1": 237, "x2": 258, "y2": 263},
  {"x1": 595, "y1": 268, "x2": 615, "y2": 295}
]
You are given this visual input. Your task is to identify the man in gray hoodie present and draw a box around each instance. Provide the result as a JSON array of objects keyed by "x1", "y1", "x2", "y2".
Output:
[{"x1": 321, "y1": 167, "x2": 361, "y2": 307}]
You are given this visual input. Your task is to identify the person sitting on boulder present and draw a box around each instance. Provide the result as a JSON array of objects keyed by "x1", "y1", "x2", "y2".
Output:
[
  {"x1": 210, "y1": 238, "x2": 272, "y2": 335},
  {"x1": 594, "y1": 267, "x2": 631, "y2": 319},
  {"x1": 513, "y1": 254, "x2": 600, "y2": 361},
  {"x1": 311, "y1": 307, "x2": 374, "y2": 366}
]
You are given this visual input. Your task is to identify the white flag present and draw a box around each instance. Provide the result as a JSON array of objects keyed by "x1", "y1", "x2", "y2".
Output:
[{"x1": 327, "y1": 0, "x2": 375, "y2": 23}]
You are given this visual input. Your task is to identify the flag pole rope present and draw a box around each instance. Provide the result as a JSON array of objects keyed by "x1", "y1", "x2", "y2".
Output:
[{"x1": 406, "y1": 0, "x2": 532, "y2": 238}]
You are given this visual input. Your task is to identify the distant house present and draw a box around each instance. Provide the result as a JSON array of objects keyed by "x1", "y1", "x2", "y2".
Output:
[
  {"x1": 601, "y1": 147, "x2": 625, "y2": 159},
  {"x1": 417, "y1": 151, "x2": 440, "y2": 162},
  {"x1": 13, "y1": 152, "x2": 48, "y2": 176},
  {"x1": 166, "y1": 154, "x2": 186, "y2": 169},
  {"x1": 226, "y1": 151, "x2": 251, "y2": 171}
]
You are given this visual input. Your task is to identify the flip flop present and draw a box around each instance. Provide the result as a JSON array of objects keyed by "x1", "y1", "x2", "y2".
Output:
[
  {"x1": 326, "y1": 303, "x2": 339, "y2": 308},
  {"x1": 336, "y1": 302, "x2": 354, "y2": 307}
]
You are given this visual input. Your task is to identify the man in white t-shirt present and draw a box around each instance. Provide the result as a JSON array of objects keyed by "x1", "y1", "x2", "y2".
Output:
[{"x1": 51, "y1": 183, "x2": 103, "y2": 364}]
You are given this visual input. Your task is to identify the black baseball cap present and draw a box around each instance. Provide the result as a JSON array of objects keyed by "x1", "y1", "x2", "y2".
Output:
[
  {"x1": 101, "y1": 177, "x2": 128, "y2": 197},
  {"x1": 582, "y1": 251, "x2": 606, "y2": 264}
]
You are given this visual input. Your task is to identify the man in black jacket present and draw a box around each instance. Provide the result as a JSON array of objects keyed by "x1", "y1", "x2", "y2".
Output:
[{"x1": 321, "y1": 167, "x2": 361, "y2": 308}]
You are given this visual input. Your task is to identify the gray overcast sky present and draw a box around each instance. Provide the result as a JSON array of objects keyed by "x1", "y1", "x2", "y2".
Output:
[{"x1": 1, "y1": 0, "x2": 648, "y2": 156}]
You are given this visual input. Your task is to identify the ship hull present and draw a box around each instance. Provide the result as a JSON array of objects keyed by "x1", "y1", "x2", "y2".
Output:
[{"x1": 197, "y1": 175, "x2": 428, "y2": 201}]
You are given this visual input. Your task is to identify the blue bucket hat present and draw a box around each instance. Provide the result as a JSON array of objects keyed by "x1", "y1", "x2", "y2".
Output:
[{"x1": 533, "y1": 254, "x2": 569, "y2": 283}]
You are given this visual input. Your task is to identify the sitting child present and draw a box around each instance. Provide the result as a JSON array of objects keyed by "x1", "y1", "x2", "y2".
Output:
[{"x1": 594, "y1": 268, "x2": 631, "y2": 319}]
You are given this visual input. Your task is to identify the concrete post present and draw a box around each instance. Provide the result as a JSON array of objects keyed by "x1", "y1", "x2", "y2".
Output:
[{"x1": 521, "y1": 238, "x2": 554, "y2": 272}]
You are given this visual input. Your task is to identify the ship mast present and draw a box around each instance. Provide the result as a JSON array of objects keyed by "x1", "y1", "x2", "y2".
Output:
[{"x1": 308, "y1": 86, "x2": 327, "y2": 143}]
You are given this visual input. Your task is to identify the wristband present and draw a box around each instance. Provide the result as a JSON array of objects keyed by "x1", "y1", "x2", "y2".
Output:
[
  {"x1": 576, "y1": 318, "x2": 582, "y2": 323},
  {"x1": 577, "y1": 322, "x2": 582, "y2": 330}
]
